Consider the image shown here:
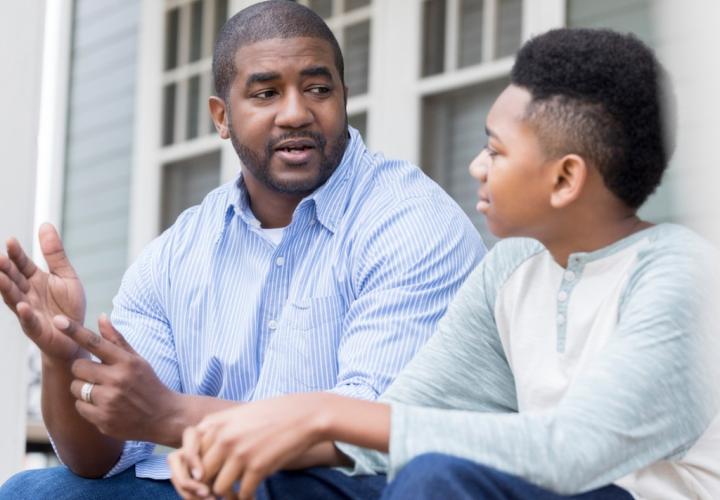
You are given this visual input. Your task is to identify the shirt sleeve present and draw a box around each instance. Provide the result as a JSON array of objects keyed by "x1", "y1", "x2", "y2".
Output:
[
  {"x1": 328, "y1": 195, "x2": 485, "y2": 401},
  {"x1": 103, "y1": 221, "x2": 186, "y2": 477},
  {"x1": 336, "y1": 238, "x2": 523, "y2": 473},
  {"x1": 382, "y1": 237, "x2": 719, "y2": 494}
]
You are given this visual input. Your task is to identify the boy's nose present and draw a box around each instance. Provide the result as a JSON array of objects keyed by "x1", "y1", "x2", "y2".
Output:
[{"x1": 468, "y1": 151, "x2": 489, "y2": 182}]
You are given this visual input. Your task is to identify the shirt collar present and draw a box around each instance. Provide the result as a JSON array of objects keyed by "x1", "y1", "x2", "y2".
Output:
[{"x1": 222, "y1": 126, "x2": 366, "y2": 235}]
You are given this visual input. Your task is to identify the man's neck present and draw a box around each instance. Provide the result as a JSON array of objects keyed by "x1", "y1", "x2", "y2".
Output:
[{"x1": 242, "y1": 176, "x2": 304, "y2": 229}]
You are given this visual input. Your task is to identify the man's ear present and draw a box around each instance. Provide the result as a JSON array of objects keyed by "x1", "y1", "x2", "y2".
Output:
[
  {"x1": 549, "y1": 154, "x2": 588, "y2": 209},
  {"x1": 209, "y1": 96, "x2": 229, "y2": 139}
]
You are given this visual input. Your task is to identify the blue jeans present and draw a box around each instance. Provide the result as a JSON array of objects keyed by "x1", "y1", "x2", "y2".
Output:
[
  {"x1": 380, "y1": 453, "x2": 633, "y2": 500},
  {"x1": 0, "y1": 455, "x2": 633, "y2": 499},
  {"x1": 0, "y1": 466, "x2": 179, "y2": 500},
  {"x1": 0, "y1": 465, "x2": 385, "y2": 499}
]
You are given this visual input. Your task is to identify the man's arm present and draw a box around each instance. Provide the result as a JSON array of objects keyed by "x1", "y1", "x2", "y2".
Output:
[{"x1": 330, "y1": 197, "x2": 485, "y2": 400}]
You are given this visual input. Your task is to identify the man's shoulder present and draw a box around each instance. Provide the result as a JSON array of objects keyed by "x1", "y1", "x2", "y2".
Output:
[{"x1": 350, "y1": 152, "x2": 468, "y2": 220}]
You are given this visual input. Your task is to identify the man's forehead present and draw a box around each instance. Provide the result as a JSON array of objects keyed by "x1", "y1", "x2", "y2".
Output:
[{"x1": 234, "y1": 37, "x2": 337, "y2": 74}]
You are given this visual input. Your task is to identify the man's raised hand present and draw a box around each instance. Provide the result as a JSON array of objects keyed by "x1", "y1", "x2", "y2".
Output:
[{"x1": 0, "y1": 223, "x2": 86, "y2": 360}]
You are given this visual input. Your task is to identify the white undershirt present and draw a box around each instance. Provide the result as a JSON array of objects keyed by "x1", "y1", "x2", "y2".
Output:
[{"x1": 258, "y1": 225, "x2": 285, "y2": 246}]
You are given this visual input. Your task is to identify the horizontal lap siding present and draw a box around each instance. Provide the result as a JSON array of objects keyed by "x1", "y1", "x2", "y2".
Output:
[{"x1": 62, "y1": 0, "x2": 140, "y2": 325}]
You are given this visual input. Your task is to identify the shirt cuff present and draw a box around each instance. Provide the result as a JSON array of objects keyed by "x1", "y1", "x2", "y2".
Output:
[
  {"x1": 334, "y1": 441, "x2": 389, "y2": 476},
  {"x1": 104, "y1": 441, "x2": 155, "y2": 478}
]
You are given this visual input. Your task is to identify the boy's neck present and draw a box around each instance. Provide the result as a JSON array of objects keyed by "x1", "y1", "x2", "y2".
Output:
[{"x1": 542, "y1": 212, "x2": 652, "y2": 268}]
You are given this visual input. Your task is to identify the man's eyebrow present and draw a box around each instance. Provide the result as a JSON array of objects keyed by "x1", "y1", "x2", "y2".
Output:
[
  {"x1": 245, "y1": 71, "x2": 281, "y2": 88},
  {"x1": 300, "y1": 66, "x2": 333, "y2": 79}
]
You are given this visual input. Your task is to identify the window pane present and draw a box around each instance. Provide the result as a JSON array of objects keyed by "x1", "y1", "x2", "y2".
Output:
[
  {"x1": 459, "y1": 0, "x2": 484, "y2": 68},
  {"x1": 309, "y1": 0, "x2": 333, "y2": 18},
  {"x1": 189, "y1": 0, "x2": 204, "y2": 62},
  {"x1": 422, "y1": 0, "x2": 446, "y2": 76},
  {"x1": 162, "y1": 151, "x2": 221, "y2": 230},
  {"x1": 187, "y1": 76, "x2": 201, "y2": 140},
  {"x1": 422, "y1": 79, "x2": 508, "y2": 247},
  {"x1": 496, "y1": 0, "x2": 522, "y2": 58},
  {"x1": 349, "y1": 112, "x2": 367, "y2": 139},
  {"x1": 567, "y1": 0, "x2": 655, "y2": 47},
  {"x1": 345, "y1": 0, "x2": 371, "y2": 12},
  {"x1": 163, "y1": 83, "x2": 177, "y2": 146},
  {"x1": 344, "y1": 21, "x2": 371, "y2": 96},
  {"x1": 165, "y1": 8, "x2": 180, "y2": 70},
  {"x1": 214, "y1": 0, "x2": 228, "y2": 37}
]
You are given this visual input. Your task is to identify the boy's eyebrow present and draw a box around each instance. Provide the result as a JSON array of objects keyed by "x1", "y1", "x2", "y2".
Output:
[
  {"x1": 245, "y1": 71, "x2": 281, "y2": 88},
  {"x1": 300, "y1": 65, "x2": 333, "y2": 79}
]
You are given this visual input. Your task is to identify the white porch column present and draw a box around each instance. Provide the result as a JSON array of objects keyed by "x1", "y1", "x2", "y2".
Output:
[{"x1": 0, "y1": 0, "x2": 47, "y2": 482}]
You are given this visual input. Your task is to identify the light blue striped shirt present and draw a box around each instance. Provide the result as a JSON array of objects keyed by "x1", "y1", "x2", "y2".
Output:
[{"x1": 106, "y1": 128, "x2": 485, "y2": 479}]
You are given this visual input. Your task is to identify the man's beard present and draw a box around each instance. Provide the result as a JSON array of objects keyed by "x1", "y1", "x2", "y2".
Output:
[{"x1": 228, "y1": 117, "x2": 349, "y2": 196}]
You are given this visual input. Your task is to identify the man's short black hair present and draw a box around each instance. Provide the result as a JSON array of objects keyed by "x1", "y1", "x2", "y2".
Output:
[
  {"x1": 511, "y1": 28, "x2": 676, "y2": 208},
  {"x1": 213, "y1": 0, "x2": 344, "y2": 101}
]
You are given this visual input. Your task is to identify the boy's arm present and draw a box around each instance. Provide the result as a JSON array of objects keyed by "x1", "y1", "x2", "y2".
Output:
[{"x1": 382, "y1": 242, "x2": 718, "y2": 494}]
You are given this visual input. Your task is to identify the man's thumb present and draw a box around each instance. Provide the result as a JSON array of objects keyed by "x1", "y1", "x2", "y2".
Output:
[{"x1": 39, "y1": 223, "x2": 76, "y2": 278}]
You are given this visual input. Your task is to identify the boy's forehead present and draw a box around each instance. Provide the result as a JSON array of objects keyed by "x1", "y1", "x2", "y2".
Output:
[
  {"x1": 234, "y1": 37, "x2": 338, "y2": 77},
  {"x1": 488, "y1": 85, "x2": 533, "y2": 127}
]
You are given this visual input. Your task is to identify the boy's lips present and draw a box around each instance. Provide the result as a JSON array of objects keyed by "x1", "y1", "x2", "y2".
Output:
[{"x1": 476, "y1": 189, "x2": 490, "y2": 212}]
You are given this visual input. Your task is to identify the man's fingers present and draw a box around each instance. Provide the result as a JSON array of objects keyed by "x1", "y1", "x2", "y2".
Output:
[
  {"x1": 0, "y1": 254, "x2": 30, "y2": 294},
  {"x1": 0, "y1": 273, "x2": 24, "y2": 310},
  {"x1": 37, "y1": 223, "x2": 78, "y2": 279},
  {"x1": 98, "y1": 313, "x2": 136, "y2": 354},
  {"x1": 6, "y1": 238, "x2": 38, "y2": 280},
  {"x1": 53, "y1": 315, "x2": 122, "y2": 363},
  {"x1": 17, "y1": 302, "x2": 43, "y2": 339}
]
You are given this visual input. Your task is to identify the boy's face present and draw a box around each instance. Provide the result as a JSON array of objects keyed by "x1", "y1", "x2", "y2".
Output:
[{"x1": 469, "y1": 84, "x2": 556, "y2": 239}]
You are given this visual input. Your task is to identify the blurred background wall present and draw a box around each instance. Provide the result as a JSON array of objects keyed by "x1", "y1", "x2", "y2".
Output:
[{"x1": 3, "y1": 0, "x2": 718, "y2": 474}]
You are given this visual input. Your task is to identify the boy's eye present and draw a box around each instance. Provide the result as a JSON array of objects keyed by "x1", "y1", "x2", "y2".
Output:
[{"x1": 483, "y1": 145, "x2": 499, "y2": 158}]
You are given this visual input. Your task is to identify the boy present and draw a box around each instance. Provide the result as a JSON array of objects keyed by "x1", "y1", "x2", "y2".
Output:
[{"x1": 172, "y1": 28, "x2": 718, "y2": 499}]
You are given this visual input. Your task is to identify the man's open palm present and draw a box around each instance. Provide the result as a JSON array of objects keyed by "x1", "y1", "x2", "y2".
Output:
[{"x1": 0, "y1": 223, "x2": 86, "y2": 360}]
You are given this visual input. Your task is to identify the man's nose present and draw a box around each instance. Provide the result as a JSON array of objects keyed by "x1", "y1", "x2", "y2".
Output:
[{"x1": 275, "y1": 90, "x2": 314, "y2": 129}]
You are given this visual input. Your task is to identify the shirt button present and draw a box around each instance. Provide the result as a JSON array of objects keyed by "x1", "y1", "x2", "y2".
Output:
[
  {"x1": 275, "y1": 256, "x2": 285, "y2": 267},
  {"x1": 564, "y1": 271, "x2": 576, "y2": 282},
  {"x1": 251, "y1": 220, "x2": 261, "y2": 228},
  {"x1": 268, "y1": 320, "x2": 278, "y2": 330},
  {"x1": 557, "y1": 314, "x2": 566, "y2": 325},
  {"x1": 558, "y1": 291, "x2": 568, "y2": 302}
]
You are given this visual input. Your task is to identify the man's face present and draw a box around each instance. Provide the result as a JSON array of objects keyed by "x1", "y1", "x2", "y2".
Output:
[
  {"x1": 469, "y1": 84, "x2": 555, "y2": 239},
  {"x1": 223, "y1": 37, "x2": 348, "y2": 196}
]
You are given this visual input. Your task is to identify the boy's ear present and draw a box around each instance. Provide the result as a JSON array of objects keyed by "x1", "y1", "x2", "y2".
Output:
[
  {"x1": 209, "y1": 96, "x2": 230, "y2": 139},
  {"x1": 549, "y1": 154, "x2": 588, "y2": 209}
]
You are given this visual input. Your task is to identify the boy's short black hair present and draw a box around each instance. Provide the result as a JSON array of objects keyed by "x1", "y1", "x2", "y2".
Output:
[
  {"x1": 511, "y1": 28, "x2": 676, "y2": 208},
  {"x1": 213, "y1": 0, "x2": 345, "y2": 101}
]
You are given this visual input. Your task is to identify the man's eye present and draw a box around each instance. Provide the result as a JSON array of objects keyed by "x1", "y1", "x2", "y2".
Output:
[
  {"x1": 254, "y1": 90, "x2": 277, "y2": 99},
  {"x1": 483, "y1": 145, "x2": 498, "y2": 158},
  {"x1": 308, "y1": 86, "x2": 331, "y2": 95}
]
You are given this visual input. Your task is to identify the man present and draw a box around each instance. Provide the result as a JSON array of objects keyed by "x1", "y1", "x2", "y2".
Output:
[{"x1": 0, "y1": 1, "x2": 483, "y2": 498}]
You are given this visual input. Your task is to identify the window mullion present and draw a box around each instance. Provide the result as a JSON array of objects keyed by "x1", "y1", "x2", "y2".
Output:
[
  {"x1": 445, "y1": 0, "x2": 460, "y2": 72},
  {"x1": 483, "y1": 0, "x2": 497, "y2": 62}
]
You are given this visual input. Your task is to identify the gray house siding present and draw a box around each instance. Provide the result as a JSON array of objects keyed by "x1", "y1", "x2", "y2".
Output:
[{"x1": 62, "y1": 0, "x2": 140, "y2": 323}]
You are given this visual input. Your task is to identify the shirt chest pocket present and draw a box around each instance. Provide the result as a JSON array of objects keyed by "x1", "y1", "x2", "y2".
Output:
[{"x1": 273, "y1": 295, "x2": 346, "y2": 391}]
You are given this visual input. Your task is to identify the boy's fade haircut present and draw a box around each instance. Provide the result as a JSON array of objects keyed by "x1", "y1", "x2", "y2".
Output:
[
  {"x1": 212, "y1": 0, "x2": 345, "y2": 101},
  {"x1": 511, "y1": 28, "x2": 676, "y2": 209}
]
